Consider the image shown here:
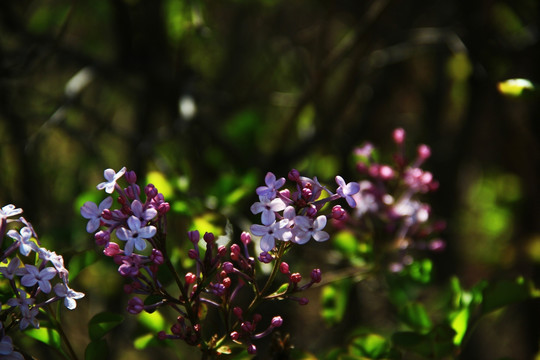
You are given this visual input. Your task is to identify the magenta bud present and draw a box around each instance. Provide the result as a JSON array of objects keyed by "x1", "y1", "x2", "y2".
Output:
[
  {"x1": 158, "y1": 202, "x2": 170, "y2": 215},
  {"x1": 217, "y1": 245, "x2": 227, "y2": 257},
  {"x1": 203, "y1": 232, "x2": 215, "y2": 243},
  {"x1": 301, "y1": 188, "x2": 312, "y2": 200},
  {"x1": 230, "y1": 244, "x2": 241, "y2": 255},
  {"x1": 247, "y1": 344, "x2": 257, "y2": 355},
  {"x1": 288, "y1": 169, "x2": 300, "y2": 181},
  {"x1": 279, "y1": 262, "x2": 290, "y2": 274},
  {"x1": 188, "y1": 230, "x2": 200, "y2": 244},
  {"x1": 331, "y1": 205, "x2": 346, "y2": 220},
  {"x1": 125, "y1": 170, "x2": 137, "y2": 184},
  {"x1": 298, "y1": 297, "x2": 309, "y2": 305},
  {"x1": 233, "y1": 306, "x2": 243, "y2": 319},
  {"x1": 393, "y1": 128, "x2": 405, "y2": 144},
  {"x1": 103, "y1": 242, "x2": 121, "y2": 257},
  {"x1": 171, "y1": 322, "x2": 182, "y2": 335},
  {"x1": 151, "y1": 249, "x2": 164, "y2": 265},
  {"x1": 417, "y1": 144, "x2": 431, "y2": 160},
  {"x1": 290, "y1": 273, "x2": 302, "y2": 283},
  {"x1": 127, "y1": 297, "x2": 144, "y2": 314},
  {"x1": 230, "y1": 331, "x2": 240, "y2": 341},
  {"x1": 188, "y1": 249, "x2": 198, "y2": 259},
  {"x1": 306, "y1": 206, "x2": 317, "y2": 217},
  {"x1": 279, "y1": 189, "x2": 291, "y2": 199},
  {"x1": 271, "y1": 316, "x2": 283, "y2": 328},
  {"x1": 95, "y1": 230, "x2": 111, "y2": 246},
  {"x1": 145, "y1": 184, "x2": 158, "y2": 199},
  {"x1": 379, "y1": 165, "x2": 394, "y2": 180},
  {"x1": 125, "y1": 186, "x2": 135, "y2": 199},
  {"x1": 310, "y1": 268, "x2": 322, "y2": 283},
  {"x1": 240, "y1": 231, "x2": 251, "y2": 245},
  {"x1": 222, "y1": 262, "x2": 234, "y2": 273},
  {"x1": 157, "y1": 331, "x2": 167, "y2": 340},
  {"x1": 101, "y1": 209, "x2": 113, "y2": 220}
]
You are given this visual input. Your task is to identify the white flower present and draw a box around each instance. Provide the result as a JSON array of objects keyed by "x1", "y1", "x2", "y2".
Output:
[
  {"x1": 335, "y1": 176, "x2": 360, "y2": 208},
  {"x1": 96, "y1": 167, "x2": 126, "y2": 194},
  {"x1": 116, "y1": 216, "x2": 156, "y2": 255},
  {"x1": 250, "y1": 196, "x2": 286, "y2": 226},
  {"x1": 7, "y1": 227, "x2": 37, "y2": 256},
  {"x1": 20, "y1": 265, "x2": 57, "y2": 294},
  {"x1": 293, "y1": 215, "x2": 329, "y2": 244},
  {"x1": 0, "y1": 205, "x2": 23, "y2": 220},
  {"x1": 53, "y1": 283, "x2": 85, "y2": 310},
  {"x1": 250, "y1": 219, "x2": 289, "y2": 252}
]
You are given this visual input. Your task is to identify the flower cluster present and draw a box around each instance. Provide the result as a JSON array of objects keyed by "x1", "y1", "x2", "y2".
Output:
[
  {"x1": 250, "y1": 171, "x2": 360, "y2": 252},
  {"x1": 0, "y1": 205, "x2": 84, "y2": 359},
  {"x1": 82, "y1": 167, "x2": 327, "y2": 356},
  {"x1": 345, "y1": 128, "x2": 445, "y2": 271}
]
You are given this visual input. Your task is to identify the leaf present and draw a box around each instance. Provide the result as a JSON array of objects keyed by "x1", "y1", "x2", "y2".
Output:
[
  {"x1": 321, "y1": 279, "x2": 351, "y2": 326},
  {"x1": 146, "y1": 171, "x2": 174, "y2": 199},
  {"x1": 349, "y1": 333, "x2": 390, "y2": 358},
  {"x1": 497, "y1": 78, "x2": 535, "y2": 97},
  {"x1": 85, "y1": 339, "x2": 109, "y2": 360},
  {"x1": 481, "y1": 278, "x2": 535, "y2": 314},
  {"x1": 399, "y1": 302, "x2": 432, "y2": 332},
  {"x1": 269, "y1": 282, "x2": 290, "y2": 297},
  {"x1": 88, "y1": 311, "x2": 124, "y2": 341},
  {"x1": 138, "y1": 309, "x2": 166, "y2": 333},
  {"x1": 449, "y1": 308, "x2": 469, "y2": 345},
  {"x1": 134, "y1": 333, "x2": 158, "y2": 350},
  {"x1": 24, "y1": 327, "x2": 62, "y2": 350},
  {"x1": 392, "y1": 325, "x2": 455, "y2": 358}
]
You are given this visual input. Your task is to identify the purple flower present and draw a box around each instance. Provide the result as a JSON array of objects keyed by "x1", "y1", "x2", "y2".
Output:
[
  {"x1": 293, "y1": 215, "x2": 329, "y2": 244},
  {"x1": 256, "y1": 172, "x2": 286, "y2": 199},
  {"x1": 116, "y1": 216, "x2": 156, "y2": 255},
  {"x1": 53, "y1": 283, "x2": 85, "y2": 310},
  {"x1": 250, "y1": 219, "x2": 289, "y2": 252},
  {"x1": 0, "y1": 205, "x2": 23, "y2": 219},
  {"x1": 335, "y1": 176, "x2": 360, "y2": 207},
  {"x1": 0, "y1": 335, "x2": 24, "y2": 360},
  {"x1": 131, "y1": 200, "x2": 157, "y2": 221},
  {"x1": 81, "y1": 196, "x2": 113, "y2": 233},
  {"x1": 7, "y1": 227, "x2": 37, "y2": 256},
  {"x1": 118, "y1": 254, "x2": 143, "y2": 277},
  {"x1": 0, "y1": 257, "x2": 25, "y2": 280},
  {"x1": 37, "y1": 248, "x2": 68, "y2": 281},
  {"x1": 127, "y1": 297, "x2": 144, "y2": 314},
  {"x1": 250, "y1": 196, "x2": 286, "y2": 225},
  {"x1": 96, "y1": 167, "x2": 127, "y2": 194},
  {"x1": 20, "y1": 265, "x2": 57, "y2": 294},
  {"x1": 7, "y1": 289, "x2": 38, "y2": 329}
]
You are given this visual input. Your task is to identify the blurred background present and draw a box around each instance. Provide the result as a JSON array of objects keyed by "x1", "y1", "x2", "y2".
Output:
[{"x1": 0, "y1": 0, "x2": 539, "y2": 359}]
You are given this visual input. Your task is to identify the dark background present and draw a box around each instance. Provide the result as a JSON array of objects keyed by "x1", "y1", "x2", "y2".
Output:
[{"x1": 1, "y1": 0, "x2": 539, "y2": 359}]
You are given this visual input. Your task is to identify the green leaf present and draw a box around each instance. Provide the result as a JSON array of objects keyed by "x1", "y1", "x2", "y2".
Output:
[
  {"x1": 497, "y1": 78, "x2": 535, "y2": 97},
  {"x1": 85, "y1": 339, "x2": 109, "y2": 360},
  {"x1": 392, "y1": 325, "x2": 455, "y2": 358},
  {"x1": 321, "y1": 279, "x2": 351, "y2": 326},
  {"x1": 24, "y1": 327, "x2": 62, "y2": 350},
  {"x1": 88, "y1": 311, "x2": 124, "y2": 341},
  {"x1": 481, "y1": 278, "x2": 535, "y2": 314},
  {"x1": 449, "y1": 308, "x2": 469, "y2": 345},
  {"x1": 68, "y1": 250, "x2": 97, "y2": 281},
  {"x1": 146, "y1": 171, "x2": 174, "y2": 199},
  {"x1": 399, "y1": 302, "x2": 432, "y2": 332},
  {"x1": 138, "y1": 309, "x2": 166, "y2": 333},
  {"x1": 134, "y1": 333, "x2": 158, "y2": 350},
  {"x1": 349, "y1": 333, "x2": 390, "y2": 358},
  {"x1": 269, "y1": 282, "x2": 290, "y2": 297}
]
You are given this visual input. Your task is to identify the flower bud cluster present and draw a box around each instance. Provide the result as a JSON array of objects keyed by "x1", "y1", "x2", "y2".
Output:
[{"x1": 0, "y1": 205, "x2": 84, "y2": 358}]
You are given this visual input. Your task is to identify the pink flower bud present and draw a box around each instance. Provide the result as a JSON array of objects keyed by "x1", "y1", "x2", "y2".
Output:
[
  {"x1": 288, "y1": 169, "x2": 300, "y2": 181},
  {"x1": 379, "y1": 165, "x2": 394, "y2": 180},
  {"x1": 247, "y1": 344, "x2": 257, "y2": 355},
  {"x1": 393, "y1": 128, "x2": 405, "y2": 144},
  {"x1": 185, "y1": 272, "x2": 197, "y2": 284},
  {"x1": 279, "y1": 262, "x2": 290, "y2": 274},
  {"x1": 188, "y1": 249, "x2": 198, "y2": 259},
  {"x1": 203, "y1": 232, "x2": 215, "y2": 243},
  {"x1": 222, "y1": 262, "x2": 234, "y2": 273},
  {"x1": 271, "y1": 316, "x2": 283, "y2": 328},
  {"x1": 188, "y1": 230, "x2": 200, "y2": 244},
  {"x1": 290, "y1": 273, "x2": 302, "y2": 283},
  {"x1": 222, "y1": 277, "x2": 231, "y2": 288},
  {"x1": 230, "y1": 331, "x2": 240, "y2": 341},
  {"x1": 127, "y1": 297, "x2": 144, "y2": 314},
  {"x1": 103, "y1": 242, "x2": 121, "y2": 256},
  {"x1": 240, "y1": 231, "x2": 252, "y2": 245},
  {"x1": 298, "y1": 297, "x2": 309, "y2": 305},
  {"x1": 233, "y1": 307, "x2": 243, "y2": 319},
  {"x1": 417, "y1": 144, "x2": 431, "y2": 160}
]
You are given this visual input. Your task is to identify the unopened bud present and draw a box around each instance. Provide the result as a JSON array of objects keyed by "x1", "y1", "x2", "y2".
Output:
[{"x1": 271, "y1": 316, "x2": 283, "y2": 328}]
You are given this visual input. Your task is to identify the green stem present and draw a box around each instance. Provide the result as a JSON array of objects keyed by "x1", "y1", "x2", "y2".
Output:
[{"x1": 46, "y1": 304, "x2": 78, "y2": 360}]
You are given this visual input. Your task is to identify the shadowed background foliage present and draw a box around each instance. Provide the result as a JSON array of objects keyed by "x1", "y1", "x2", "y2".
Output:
[{"x1": 0, "y1": 0, "x2": 539, "y2": 359}]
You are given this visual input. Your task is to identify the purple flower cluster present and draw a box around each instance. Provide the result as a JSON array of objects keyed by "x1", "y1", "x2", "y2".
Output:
[
  {"x1": 83, "y1": 168, "x2": 326, "y2": 356},
  {"x1": 250, "y1": 171, "x2": 360, "y2": 252},
  {"x1": 0, "y1": 205, "x2": 84, "y2": 358}
]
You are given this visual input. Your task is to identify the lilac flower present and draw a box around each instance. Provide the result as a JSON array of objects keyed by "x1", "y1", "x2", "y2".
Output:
[
  {"x1": 335, "y1": 176, "x2": 360, "y2": 207},
  {"x1": 0, "y1": 257, "x2": 25, "y2": 280},
  {"x1": 81, "y1": 196, "x2": 113, "y2": 233},
  {"x1": 20, "y1": 265, "x2": 57, "y2": 294},
  {"x1": 250, "y1": 196, "x2": 286, "y2": 225},
  {"x1": 19, "y1": 306, "x2": 39, "y2": 330},
  {"x1": 118, "y1": 254, "x2": 143, "y2": 277},
  {"x1": 96, "y1": 167, "x2": 127, "y2": 194},
  {"x1": 37, "y1": 248, "x2": 68, "y2": 281},
  {"x1": 250, "y1": 219, "x2": 289, "y2": 252},
  {"x1": 256, "y1": 172, "x2": 285, "y2": 199},
  {"x1": 0, "y1": 205, "x2": 23, "y2": 219},
  {"x1": 53, "y1": 283, "x2": 85, "y2": 310},
  {"x1": 116, "y1": 216, "x2": 157, "y2": 255},
  {"x1": 7, "y1": 227, "x2": 37, "y2": 256},
  {"x1": 293, "y1": 215, "x2": 329, "y2": 244},
  {"x1": 7, "y1": 289, "x2": 38, "y2": 329},
  {"x1": 131, "y1": 200, "x2": 157, "y2": 221},
  {"x1": 0, "y1": 335, "x2": 24, "y2": 360}
]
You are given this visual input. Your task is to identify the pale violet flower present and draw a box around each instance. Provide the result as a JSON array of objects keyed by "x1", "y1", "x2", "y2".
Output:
[
  {"x1": 0, "y1": 205, "x2": 23, "y2": 219},
  {"x1": 81, "y1": 196, "x2": 113, "y2": 233},
  {"x1": 0, "y1": 257, "x2": 25, "y2": 280},
  {"x1": 256, "y1": 172, "x2": 285, "y2": 199},
  {"x1": 53, "y1": 283, "x2": 85, "y2": 310},
  {"x1": 7, "y1": 289, "x2": 38, "y2": 329},
  {"x1": 7, "y1": 227, "x2": 37, "y2": 256},
  {"x1": 250, "y1": 196, "x2": 286, "y2": 226},
  {"x1": 335, "y1": 176, "x2": 360, "y2": 207},
  {"x1": 96, "y1": 167, "x2": 127, "y2": 194},
  {"x1": 19, "y1": 306, "x2": 39, "y2": 330},
  {"x1": 294, "y1": 215, "x2": 329, "y2": 244},
  {"x1": 37, "y1": 248, "x2": 68, "y2": 281},
  {"x1": 131, "y1": 200, "x2": 157, "y2": 221},
  {"x1": 116, "y1": 216, "x2": 156, "y2": 255},
  {"x1": 20, "y1": 265, "x2": 57, "y2": 294},
  {"x1": 0, "y1": 335, "x2": 24, "y2": 360},
  {"x1": 250, "y1": 219, "x2": 289, "y2": 252}
]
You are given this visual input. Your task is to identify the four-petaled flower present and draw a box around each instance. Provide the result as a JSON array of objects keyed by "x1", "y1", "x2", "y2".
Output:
[
  {"x1": 53, "y1": 283, "x2": 85, "y2": 310},
  {"x1": 7, "y1": 227, "x2": 37, "y2": 256},
  {"x1": 131, "y1": 200, "x2": 157, "y2": 221},
  {"x1": 116, "y1": 216, "x2": 157, "y2": 255},
  {"x1": 250, "y1": 220, "x2": 289, "y2": 252},
  {"x1": 96, "y1": 167, "x2": 127, "y2": 194},
  {"x1": 256, "y1": 172, "x2": 285, "y2": 199},
  {"x1": 81, "y1": 196, "x2": 113, "y2": 233},
  {"x1": 335, "y1": 176, "x2": 360, "y2": 207},
  {"x1": 0, "y1": 204, "x2": 23, "y2": 220},
  {"x1": 0, "y1": 257, "x2": 25, "y2": 280},
  {"x1": 20, "y1": 265, "x2": 57, "y2": 294},
  {"x1": 293, "y1": 215, "x2": 329, "y2": 244},
  {"x1": 0, "y1": 335, "x2": 24, "y2": 360},
  {"x1": 250, "y1": 196, "x2": 286, "y2": 225}
]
